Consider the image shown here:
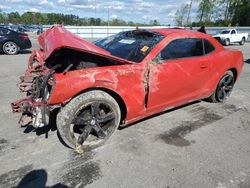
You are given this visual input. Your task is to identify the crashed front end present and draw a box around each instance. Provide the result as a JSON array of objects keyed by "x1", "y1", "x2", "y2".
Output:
[
  {"x1": 11, "y1": 49, "x2": 57, "y2": 127},
  {"x1": 11, "y1": 25, "x2": 131, "y2": 128}
]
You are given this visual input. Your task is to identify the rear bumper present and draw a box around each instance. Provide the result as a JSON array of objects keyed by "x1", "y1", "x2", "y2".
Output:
[{"x1": 19, "y1": 39, "x2": 32, "y2": 50}]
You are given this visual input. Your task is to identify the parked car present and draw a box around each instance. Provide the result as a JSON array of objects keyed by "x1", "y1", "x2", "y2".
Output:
[
  {"x1": 213, "y1": 28, "x2": 248, "y2": 46},
  {"x1": 11, "y1": 26, "x2": 243, "y2": 153},
  {"x1": 0, "y1": 27, "x2": 32, "y2": 55}
]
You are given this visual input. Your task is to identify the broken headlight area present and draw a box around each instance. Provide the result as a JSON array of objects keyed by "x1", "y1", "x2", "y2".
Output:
[
  {"x1": 18, "y1": 60, "x2": 48, "y2": 93},
  {"x1": 11, "y1": 62, "x2": 59, "y2": 128},
  {"x1": 12, "y1": 46, "x2": 123, "y2": 128}
]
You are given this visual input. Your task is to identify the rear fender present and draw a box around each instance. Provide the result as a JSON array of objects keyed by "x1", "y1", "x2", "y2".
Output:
[{"x1": 205, "y1": 50, "x2": 243, "y2": 95}]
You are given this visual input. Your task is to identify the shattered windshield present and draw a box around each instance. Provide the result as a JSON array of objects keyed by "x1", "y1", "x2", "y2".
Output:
[{"x1": 94, "y1": 30, "x2": 164, "y2": 63}]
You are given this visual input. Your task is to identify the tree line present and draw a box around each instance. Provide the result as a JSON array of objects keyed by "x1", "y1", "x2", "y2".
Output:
[
  {"x1": 1, "y1": 1, "x2": 249, "y2": 27},
  {"x1": 0, "y1": 10, "x2": 160, "y2": 26},
  {"x1": 175, "y1": 0, "x2": 250, "y2": 26}
]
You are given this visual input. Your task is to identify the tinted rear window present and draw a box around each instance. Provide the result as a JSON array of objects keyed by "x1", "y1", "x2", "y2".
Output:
[{"x1": 204, "y1": 39, "x2": 215, "y2": 54}]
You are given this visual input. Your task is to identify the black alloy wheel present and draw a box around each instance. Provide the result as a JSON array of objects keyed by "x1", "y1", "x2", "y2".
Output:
[
  {"x1": 57, "y1": 90, "x2": 121, "y2": 153},
  {"x1": 71, "y1": 101, "x2": 116, "y2": 147},
  {"x1": 215, "y1": 72, "x2": 234, "y2": 102},
  {"x1": 206, "y1": 71, "x2": 235, "y2": 103}
]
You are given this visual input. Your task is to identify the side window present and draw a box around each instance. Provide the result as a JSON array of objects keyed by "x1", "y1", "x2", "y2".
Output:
[
  {"x1": 0, "y1": 28, "x2": 10, "y2": 34},
  {"x1": 160, "y1": 38, "x2": 203, "y2": 60},
  {"x1": 204, "y1": 39, "x2": 215, "y2": 54},
  {"x1": 231, "y1": 30, "x2": 236, "y2": 34}
]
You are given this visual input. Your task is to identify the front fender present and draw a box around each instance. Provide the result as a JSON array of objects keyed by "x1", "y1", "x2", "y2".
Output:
[
  {"x1": 49, "y1": 69, "x2": 119, "y2": 104},
  {"x1": 48, "y1": 65, "x2": 147, "y2": 122}
]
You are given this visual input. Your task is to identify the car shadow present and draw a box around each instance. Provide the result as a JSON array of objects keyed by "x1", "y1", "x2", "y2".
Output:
[
  {"x1": 22, "y1": 110, "x2": 71, "y2": 148},
  {"x1": 119, "y1": 100, "x2": 201, "y2": 130},
  {"x1": 16, "y1": 169, "x2": 68, "y2": 188},
  {"x1": 23, "y1": 110, "x2": 58, "y2": 138},
  {"x1": 0, "y1": 50, "x2": 32, "y2": 55},
  {"x1": 245, "y1": 59, "x2": 250, "y2": 64},
  {"x1": 19, "y1": 50, "x2": 32, "y2": 54}
]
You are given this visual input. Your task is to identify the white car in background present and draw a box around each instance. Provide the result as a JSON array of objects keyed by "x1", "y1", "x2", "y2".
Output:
[{"x1": 213, "y1": 29, "x2": 248, "y2": 46}]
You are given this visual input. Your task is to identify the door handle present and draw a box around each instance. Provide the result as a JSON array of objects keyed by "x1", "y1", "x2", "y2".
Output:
[{"x1": 200, "y1": 64, "x2": 207, "y2": 69}]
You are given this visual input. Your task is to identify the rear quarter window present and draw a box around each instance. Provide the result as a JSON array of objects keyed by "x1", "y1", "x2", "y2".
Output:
[
  {"x1": 0, "y1": 28, "x2": 10, "y2": 35},
  {"x1": 204, "y1": 39, "x2": 215, "y2": 54}
]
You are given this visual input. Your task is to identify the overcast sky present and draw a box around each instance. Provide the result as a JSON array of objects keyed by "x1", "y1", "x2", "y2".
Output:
[{"x1": 0, "y1": 0, "x2": 199, "y2": 25}]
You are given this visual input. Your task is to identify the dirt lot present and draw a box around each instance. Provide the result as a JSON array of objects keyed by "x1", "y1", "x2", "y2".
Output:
[{"x1": 0, "y1": 35, "x2": 250, "y2": 188}]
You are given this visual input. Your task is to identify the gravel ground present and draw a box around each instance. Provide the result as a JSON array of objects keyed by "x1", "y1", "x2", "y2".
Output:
[{"x1": 0, "y1": 34, "x2": 250, "y2": 188}]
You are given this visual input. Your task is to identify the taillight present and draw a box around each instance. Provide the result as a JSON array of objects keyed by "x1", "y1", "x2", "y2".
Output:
[{"x1": 19, "y1": 35, "x2": 29, "y2": 40}]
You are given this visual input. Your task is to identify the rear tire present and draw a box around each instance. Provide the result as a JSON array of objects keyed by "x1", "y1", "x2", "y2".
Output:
[
  {"x1": 240, "y1": 37, "x2": 245, "y2": 45},
  {"x1": 206, "y1": 71, "x2": 235, "y2": 103},
  {"x1": 224, "y1": 38, "x2": 230, "y2": 46},
  {"x1": 3, "y1": 41, "x2": 19, "y2": 55},
  {"x1": 56, "y1": 90, "x2": 121, "y2": 150}
]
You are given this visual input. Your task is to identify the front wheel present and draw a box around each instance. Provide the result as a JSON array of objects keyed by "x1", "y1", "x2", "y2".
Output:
[
  {"x1": 206, "y1": 71, "x2": 235, "y2": 103},
  {"x1": 57, "y1": 90, "x2": 121, "y2": 152},
  {"x1": 3, "y1": 41, "x2": 19, "y2": 55}
]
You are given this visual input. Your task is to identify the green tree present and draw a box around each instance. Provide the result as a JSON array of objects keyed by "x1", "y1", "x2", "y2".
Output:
[
  {"x1": 175, "y1": 4, "x2": 189, "y2": 26},
  {"x1": 232, "y1": 0, "x2": 250, "y2": 26},
  {"x1": 21, "y1": 12, "x2": 33, "y2": 24},
  {"x1": 0, "y1": 9, "x2": 3, "y2": 23},
  {"x1": 88, "y1": 17, "x2": 95, "y2": 25},
  {"x1": 197, "y1": 0, "x2": 215, "y2": 22},
  {"x1": 186, "y1": 0, "x2": 199, "y2": 25},
  {"x1": 153, "y1": 19, "x2": 160, "y2": 26},
  {"x1": 110, "y1": 18, "x2": 126, "y2": 26},
  {"x1": 95, "y1": 18, "x2": 101, "y2": 26},
  {"x1": 0, "y1": 10, "x2": 164, "y2": 26}
]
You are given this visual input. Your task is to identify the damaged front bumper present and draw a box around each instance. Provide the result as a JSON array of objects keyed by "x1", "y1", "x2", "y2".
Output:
[
  {"x1": 11, "y1": 50, "x2": 58, "y2": 128},
  {"x1": 11, "y1": 97, "x2": 47, "y2": 127}
]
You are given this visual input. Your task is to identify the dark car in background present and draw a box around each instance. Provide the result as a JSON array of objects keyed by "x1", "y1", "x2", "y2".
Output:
[{"x1": 0, "y1": 27, "x2": 32, "y2": 55}]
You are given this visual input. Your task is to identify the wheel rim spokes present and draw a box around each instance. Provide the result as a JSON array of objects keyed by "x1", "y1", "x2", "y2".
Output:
[
  {"x1": 91, "y1": 102, "x2": 100, "y2": 117},
  {"x1": 5, "y1": 43, "x2": 17, "y2": 54},
  {"x1": 97, "y1": 112, "x2": 115, "y2": 123},
  {"x1": 218, "y1": 88, "x2": 226, "y2": 100},
  {"x1": 77, "y1": 125, "x2": 92, "y2": 145},
  {"x1": 72, "y1": 116, "x2": 91, "y2": 125},
  {"x1": 218, "y1": 75, "x2": 234, "y2": 101},
  {"x1": 71, "y1": 102, "x2": 115, "y2": 146},
  {"x1": 224, "y1": 75, "x2": 233, "y2": 86},
  {"x1": 92, "y1": 123, "x2": 106, "y2": 138}
]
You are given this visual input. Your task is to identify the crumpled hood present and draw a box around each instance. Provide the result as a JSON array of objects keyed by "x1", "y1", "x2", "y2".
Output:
[{"x1": 38, "y1": 25, "x2": 132, "y2": 64}]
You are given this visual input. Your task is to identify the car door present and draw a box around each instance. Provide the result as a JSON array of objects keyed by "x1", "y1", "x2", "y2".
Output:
[
  {"x1": 147, "y1": 38, "x2": 211, "y2": 112},
  {"x1": 230, "y1": 30, "x2": 237, "y2": 42}
]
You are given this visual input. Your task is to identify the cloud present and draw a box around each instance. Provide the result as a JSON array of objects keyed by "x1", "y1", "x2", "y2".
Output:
[
  {"x1": 111, "y1": 14, "x2": 118, "y2": 19},
  {"x1": 0, "y1": 5, "x2": 11, "y2": 10},
  {"x1": 0, "y1": 0, "x2": 199, "y2": 24},
  {"x1": 28, "y1": 8, "x2": 40, "y2": 12}
]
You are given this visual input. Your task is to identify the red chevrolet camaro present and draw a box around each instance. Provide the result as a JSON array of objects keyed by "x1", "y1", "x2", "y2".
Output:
[{"x1": 12, "y1": 26, "x2": 243, "y2": 152}]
